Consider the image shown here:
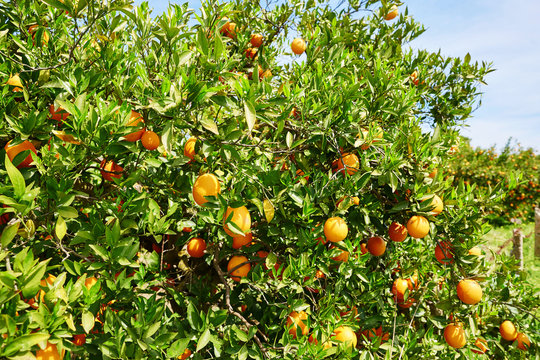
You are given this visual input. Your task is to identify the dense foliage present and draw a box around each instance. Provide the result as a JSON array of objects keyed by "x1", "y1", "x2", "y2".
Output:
[
  {"x1": 448, "y1": 137, "x2": 539, "y2": 225},
  {"x1": 0, "y1": 0, "x2": 537, "y2": 359}
]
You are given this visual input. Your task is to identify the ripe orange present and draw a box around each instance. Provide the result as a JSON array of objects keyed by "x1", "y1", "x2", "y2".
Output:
[
  {"x1": 232, "y1": 232, "x2": 252, "y2": 249},
  {"x1": 361, "y1": 326, "x2": 389, "y2": 343},
  {"x1": 291, "y1": 38, "x2": 306, "y2": 55},
  {"x1": 49, "y1": 104, "x2": 69, "y2": 122},
  {"x1": 6, "y1": 74, "x2": 23, "y2": 92},
  {"x1": 499, "y1": 320, "x2": 518, "y2": 341},
  {"x1": 257, "y1": 65, "x2": 272, "y2": 79},
  {"x1": 360, "y1": 243, "x2": 368, "y2": 255},
  {"x1": 435, "y1": 241, "x2": 454, "y2": 265},
  {"x1": 73, "y1": 334, "x2": 86, "y2": 346},
  {"x1": 358, "y1": 127, "x2": 383, "y2": 150},
  {"x1": 323, "y1": 216, "x2": 348, "y2": 243},
  {"x1": 192, "y1": 173, "x2": 221, "y2": 206},
  {"x1": 332, "y1": 326, "x2": 357, "y2": 348},
  {"x1": 384, "y1": 5, "x2": 399, "y2": 20},
  {"x1": 388, "y1": 222, "x2": 408, "y2": 242},
  {"x1": 178, "y1": 348, "x2": 192, "y2": 359},
  {"x1": 407, "y1": 272, "x2": 419, "y2": 290},
  {"x1": 468, "y1": 247, "x2": 481, "y2": 256},
  {"x1": 141, "y1": 131, "x2": 160, "y2": 150},
  {"x1": 398, "y1": 297, "x2": 415, "y2": 309},
  {"x1": 35, "y1": 342, "x2": 64, "y2": 360},
  {"x1": 315, "y1": 270, "x2": 326, "y2": 279},
  {"x1": 423, "y1": 195, "x2": 444, "y2": 215},
  {"x1": 85, "y1": 276, "x2": 98, "y2": 290},
  {"x1": 100, "y1": 159, "x2": 123, "y2": 181},
  {"x1": 336, "y1": 153, "x2": 359, "y2": 175},
  {"x1": 471, "y1": 337, "x2": 489, "y2": 354},
  {"x1": 245, "y1": 47, "x2": 258, "y2": 59},
  {"x1": 406, "y1": 216, "x2": 430, "y2": 238},
  {"x1": 187, "y1": 238, "x2": 206, "y2": 258},
  {"x1": 456, "y1": 279, "x2": 482, "y2": 305},
  {"x1": 184, "y1": 137, "x2": 197, "y2": 160},
  {"x1": 220, "y1": 21, "x2": 236, "y2": 39},
  {"x1": 227, "y1": 255, "x2": 251, "y2": 282},
  {"x1": 286, "y1": 311, "x2": 309, "y2": 338},
  {"x1": 428, "y1": 168, "x2": 438, "y2": 178},
  {"x1": 392, "y1": 278, "x2": 411, "y2": 301},
  {"x1": 5, "y1": 140, "x2": 37, "y2": 168},
  {"x1": 443, "y1": 323, "x2": 466, "y2": 349},
  {"x1": 223, "y1": 206, "x2": 251, "y2": 236},
  {"x1": 515, "y1": 332, "x2": 530, "y2": 351},
  {"x1": 330, "y1": 244, "x2": 349, "y2": 262},
  {"x1": 250, "y1": 33, "x2": 263, "y2": 47},
  {"x1": 367, "y1": 236, "x2": 386, "y2": 256},
  {"x1": 124, "y1": 111, "x2": 146, "y2": 142}
]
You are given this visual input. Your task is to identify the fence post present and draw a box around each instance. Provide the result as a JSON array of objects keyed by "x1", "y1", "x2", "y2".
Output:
[
  {"x1": 511, "y1": 228, "x2": 524, "y2": 271},
  {"x1": 535, "y1": 207, "x2": 540, "y2": 258}
]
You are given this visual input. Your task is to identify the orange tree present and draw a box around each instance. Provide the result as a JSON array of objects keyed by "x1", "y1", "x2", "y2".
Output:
[
  {"x1": 447, "y1": 137, "x2": 539, "y2": 225},
  {"x1": 0, "y1": 0, "x2": 538, "y2": 359}
]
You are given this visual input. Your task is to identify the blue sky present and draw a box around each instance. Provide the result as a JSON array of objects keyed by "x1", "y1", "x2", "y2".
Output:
[{"x1": 134, "y1": 0, "x2": 539, "y2": 151}]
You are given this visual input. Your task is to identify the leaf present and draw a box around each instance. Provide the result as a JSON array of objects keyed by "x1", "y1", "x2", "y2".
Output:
[
  {"x1": 21, "y1": 259, "x2": 49, "y2": 299},
  {"x1": 55, "y1": 216, "x2": 66, "y2": 241},
  {"x1": 196, "y1": 328, "x2": 211, "y2": 352},
  {"x1": 187, "y1": 302, "x2": 202, "y2": 330},
  {"x1": 82, "y1": 310, "x2": 95, "y2": 334},
  {"x1": 1, "y1": 222, "x2": 20, "y2": 248},
  {"x1": 57, "y1": 206, "x2": 78, "y2": 219},
  {"x1": 286, "y1": 132, "x2": 293, "y2": 149},
  {"x1": 143, "y1": 322, "x2": 161, "y2": 339},
  {"x1": 238, "y1": 344, "x2": 248, "y2": 360},
  {"x1": 167, "y1": 338, "x2": 190, "y2": 357},
  {"x1": 5, "y1": 154, "x2": 25, "y2": 199},
  {"x1": 200, "y1": 117, "x2": 219, "y2": 135},
  {"x1": 3, "y1": 333, "x2": 50, "y2": 356},
  {"x1": 243, "y1": 100, "x2": 256, "y2": 133},
  {"x1": 263, "y1": 199, "x2": 275, "y2": 223},
  {"x1": 52, "y1": 130, "x2": 82, "y2": 145}
]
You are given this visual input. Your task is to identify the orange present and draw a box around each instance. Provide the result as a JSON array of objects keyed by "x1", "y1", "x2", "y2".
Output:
[
  {"x1": 73, "y1": 334, "x2": 86, "y2": 346},
  {"x1": 428, "y1": 168, "x2": 438, "y2": 178},
  {"x1": 384, "y1": 5, "x2": 398, "y2": 21},
  {"x1": 323, "y1": 216, "x2": 348, "y2": 243},
  {"x1": 388, "y1": 222, "x2": 407, "y2": 242},
  {"x1": 5, "y1": 140, "x2": 37, "y2": 168},
  {"x1": 407, "y1": 272, "x2": 419, "y2": 290},
  {"x1": 330, "y1": 244, "x2": 349, "y2": 262},
  {"x1": 6, "y1": 74, "x2": 23, "y2": 92},
  {"x1": 184, "y1": 137, "x2": 197, "y2": 160},
  {"x1": 232, "y1": 232, "x2": 252, "y2": 249},
  {"x1": 250, "y1": 34, "x2": 263, "y2": 47},
  {"x1": 227, "y1": 255, "x2": 251, "y2": 282},
  {"x1": 358, "y1": 127, "x2": 383, "y2": 150},
  {"x1": 406, "y1": 216, "x2": 430, "y2": 238},
  {"x1": 220, "y1": 21, "x2": 236, "y2": 39},
  {"x1": 192, "y1": 173, "x2": 221, "y2": 206},
  {"x1": 392, "y1": 278, "x2": 411, "y2": 301},
  {"x1": 291, "y1": 38, "x2": 306, "y2": 55},
  {"x1": 178, "y1": 348, "x2": 192, "y2": 359},
  {"x1": 468, "y1": 247, "x2": 481, "y2": 256},
  {"x1": 456, "y1": 279, "x2": 482, "y2": 305},
  {"x1": 245, "y1": 47, "x2": 258, "y2": 59},
  {"x1": 286, "y1": 311, "x2": 309, "y2": 338},
  {"x1": 49, "y1": 104, "x2": 69, "y2": 122},
  {"x1": 443, "y1": 323, "x2": 466, "y2": 349},
  {"x1": 257, "y1": 66, "x2": 272, "y2": 79},
  {"x1": 187, "y1": 238, "x2": 206, "y2": 258},
  {"x1": 124, "y1": 111, "x2": 146, "y2": 142},
  {"x1": 28, "y1": 24, "x2": 49, "y2": 45},
  {"x1": 361, "y1": 326, "x2": 389, "y2": 343},
  {"x1": 141, "y1": 131, "x2": 160, "y2": 150},
  {"x1": 360, "y1": 243, "x2": 368, "y2": 255},
  {"x1": 435, "y1": 241, "x2": 454, "y2": 265},
  {"x1": 398, "y1": 297, "x2": 415, "y2": 308},
  {"x1": 332, "y1": 326, "x2": 357, "y2": 348},
  {"x1": 223, "y1": 206, "x2": 251, "y2": 236},
  {"x1": 367, "y1": 236, "x2": 386, "y2": 256},
  {"x1": 315, "y1": 270, "x2": 326, "y2": 279},
  {"x1": 336, "y1": 153, "x2": 359, "y2": 175},
  {"x1": 35, "y1": 342, "x2": 64, "y2": 360},
  {"x1": 423, "y1": 195, "x2": 443, "y2": 215},
  {"x1": 515, "y1": 332, "x2": 530, "y2": 351},
  {"x1": 84, "y1": 276, "x2": 98, "y2": 290},
  {"x1": 499, "y1": 320, "x2": 518, "y2": 341},
  {"x1": 471, "y1": 337, "x2": 489, "y2": 354},
  {"x1": 100, "y1": 159, "x2": 123, "y2": 181}
]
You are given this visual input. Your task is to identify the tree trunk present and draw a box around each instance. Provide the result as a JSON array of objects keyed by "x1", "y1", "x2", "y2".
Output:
[
  {"x1": 511, "y1": 228, "x2": 524, "y2": 271},
  {"x1": 535, "y1": 207, "x2": 540, "y2": 258}
]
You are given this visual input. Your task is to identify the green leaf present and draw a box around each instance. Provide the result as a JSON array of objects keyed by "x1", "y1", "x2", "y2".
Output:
[
  {"x1": 143, "y1": 322, "x2": 161, "y2": 339},
  {"x1": 187, "y1": 302, "x2": 202, "y2": 330},
  {"x1": 21, "y1": 259, "x2": 49, "y2": 299},
  {"x1": 57, "y1": 206, "x2": 78, "y2": 219},
  {"x1": 167, "y1": 338, "x2": 190, "y2": 357},
  {"x1": 238, "y1": 344, "x2": 248, "y2": 360},
  {"x1": 3, "y1": 333, "x2": 50, "y2": 356},
  {"x1": 1, "y1": 222, "x2": 19, "y2": 248},
  {"x1": 55, "y1": 216, "x2": 66, "y2": 241},
  {"x1": 243, "y1": 100, "x2": 256, "y2": 133},
  {"x1": 200, "y1": 117, "x2": 219, "y2": 135},
  {"x1": 196, "y1": 328, "x2": 211, "y2": 352},
  {"x1": 82, "y1": 310, "x2": 95, "y2": 334},
  {"x1": 5, "y1": 154, "x2": 25, "y2": 199}
]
